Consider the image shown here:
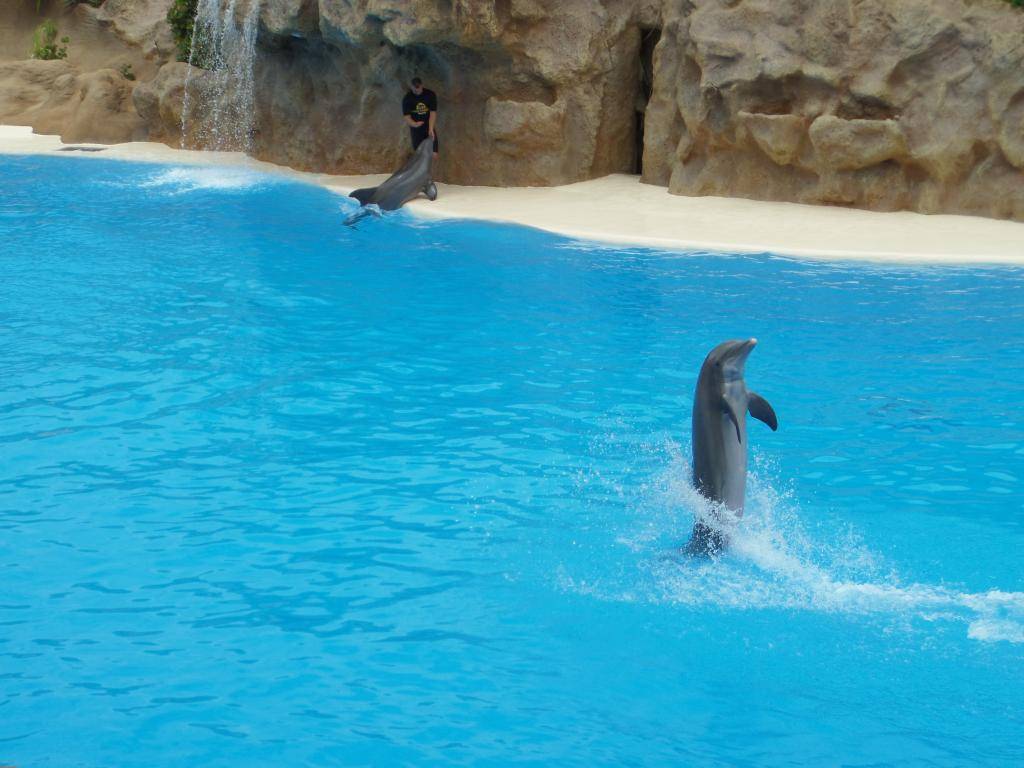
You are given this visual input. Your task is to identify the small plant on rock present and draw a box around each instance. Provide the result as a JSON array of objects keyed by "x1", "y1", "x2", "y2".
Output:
[
  {"x1": 168, "y1": 0, "x2": 200, "y2": 63},
  {"x1": 119, "y1": 63, "x2": 135, "y2": 81},
  {"x1": 31, "y1": 19, "x2": 69, "y2": 60}
]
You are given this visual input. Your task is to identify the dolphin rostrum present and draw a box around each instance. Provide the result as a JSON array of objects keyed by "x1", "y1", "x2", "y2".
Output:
[
  {"x1": 348, "y1": 138, "x2": 437, "y2": 216},
  {"x1": 685, "y1": 339, "x2": 778, "y2": 556}
]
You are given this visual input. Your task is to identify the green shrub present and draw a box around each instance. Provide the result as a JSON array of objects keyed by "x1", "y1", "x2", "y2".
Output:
[
  {"x1": 1006, "y1": 0, "x2": 1023, "y2": 7},
  {"x1": 167, "y1": 0, "x2": 201, "y2": 63},
  {"x1": 31, "y1": 19, "x2": 68, "y2": 60}
]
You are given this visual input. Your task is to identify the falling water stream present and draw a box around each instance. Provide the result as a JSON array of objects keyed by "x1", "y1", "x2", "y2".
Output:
[{"x1": 180, "y1": 0, "x2": 264, "y2": 152}]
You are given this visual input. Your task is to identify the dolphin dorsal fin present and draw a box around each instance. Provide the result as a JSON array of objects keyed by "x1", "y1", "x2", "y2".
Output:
[{"x1": 748, "y1": 391, "x2": 778, "y2": 431}]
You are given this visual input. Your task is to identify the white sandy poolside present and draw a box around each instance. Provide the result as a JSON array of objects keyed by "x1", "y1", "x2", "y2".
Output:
[{"x1": 2, "y1": 124, "x2": 1022, "y2": 264}]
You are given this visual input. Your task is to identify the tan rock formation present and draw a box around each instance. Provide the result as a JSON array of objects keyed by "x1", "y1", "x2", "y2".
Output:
[
  {"x1": 1, "y1": 0, "x2": 1023, "y2": 221},
  {"x1": 737, "y1": 112, "x2": 806, "y2": 168},
  {"x1": 643, "y1": 0, "x2": 1024, "y2": 219},
  {"x1": 0, "y1": 59, "x2": 145, "y2": 143},
  {"x1": 132, "y1": 61, "x2": 190, "y2": 142},
  {"x1": 808, "y1": 117, "x2": 907, "y2": 172},
  {"x1": 0, "y1": 0, "x2": 168, "y2": 143}
]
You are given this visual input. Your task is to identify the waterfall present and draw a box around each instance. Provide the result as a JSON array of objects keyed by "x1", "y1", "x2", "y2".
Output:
[{"x1": 180, "y1": 0, "x2": 264, "y2": 153}]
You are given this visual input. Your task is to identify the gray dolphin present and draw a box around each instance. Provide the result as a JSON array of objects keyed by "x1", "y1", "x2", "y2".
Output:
[
  {"x1": 685, "y1": 338, "x2": 778, "y2": 556},
  {"x1": 348, "y1": 139, "x2": 437, "y2": 216}
]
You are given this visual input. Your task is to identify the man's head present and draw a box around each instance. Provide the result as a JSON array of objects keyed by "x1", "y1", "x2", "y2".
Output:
[{"x1": 411, "y1": 77, "x2": 423, "y2": 95}]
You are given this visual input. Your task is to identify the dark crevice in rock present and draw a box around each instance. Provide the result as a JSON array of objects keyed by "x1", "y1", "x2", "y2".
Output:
[
  {"x1": 837, "y1": 93, "x2": 898, "y2": 121},
  {"x1": 634, "y1": 25, "x2": 661, "y2": 174}
]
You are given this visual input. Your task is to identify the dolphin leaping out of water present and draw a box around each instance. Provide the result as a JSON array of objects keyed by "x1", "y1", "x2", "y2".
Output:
[
  {"x1": 685, "y1": 338, "x2": 778, "y2": 556},
  {"x1": 346, "y1": 139, "x2": 437, "y2": 225}
]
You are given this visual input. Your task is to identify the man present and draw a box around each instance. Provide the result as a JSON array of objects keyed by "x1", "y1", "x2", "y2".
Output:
[{"x1": 402, "y1": 77, "x2": 438, "y2": 160}]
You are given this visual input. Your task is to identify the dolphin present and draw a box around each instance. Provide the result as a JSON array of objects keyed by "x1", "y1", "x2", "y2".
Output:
[
  {"x1": 348, "y1": 139, "x2": 437, "y2": 217},
  {"x1": 685, "y1": 338, "x2": 778, "y2": 556}
]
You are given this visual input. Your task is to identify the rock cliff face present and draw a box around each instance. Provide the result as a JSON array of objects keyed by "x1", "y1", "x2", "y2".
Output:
[
  {"x1": 239, "y1": 0, "x2": 660, "y2": 184},
  {"x1": 643, "y1": 0, "x2": 1024, "y2": 219},
  {"x1": 0, "y1": 0, "x2": 174, "y2": 143},
  {"x1": 2, "y1": 0, "x2": 1023, "y2": 221}
]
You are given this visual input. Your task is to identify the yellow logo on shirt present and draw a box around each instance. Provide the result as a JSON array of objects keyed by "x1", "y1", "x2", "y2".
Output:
[{"x1": 414, "y1": 102, "x2": 428, "y2": 115}]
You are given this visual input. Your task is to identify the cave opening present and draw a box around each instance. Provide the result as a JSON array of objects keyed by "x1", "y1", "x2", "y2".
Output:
[{"x1": 634, "y1": 26, "x2": 661, "y2": 175}]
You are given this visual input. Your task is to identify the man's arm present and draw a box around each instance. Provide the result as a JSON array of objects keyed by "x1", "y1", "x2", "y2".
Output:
[
  {"x1": 405, "y1": 114, "x2": 424, "y2": 127},
  {"x1": 402, "y1": 96, "x2": 424, "y2": 127},
  {"x1": 428, "y1": 109, "x2": 436, "y2": 137}
]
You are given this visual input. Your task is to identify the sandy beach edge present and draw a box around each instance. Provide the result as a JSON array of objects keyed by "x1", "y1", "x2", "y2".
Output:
[{"x1": 2, "y1": 125, "x2": 1022, "y2": 265}]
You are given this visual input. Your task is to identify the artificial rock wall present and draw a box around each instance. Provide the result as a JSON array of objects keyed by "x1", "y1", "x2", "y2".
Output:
[
  {"x1": 642, "y1": 0, "x2": 1024, "y2": 219},
  {"x1": 2, "y1": 0, "x2": 1023, "y2": 220}
]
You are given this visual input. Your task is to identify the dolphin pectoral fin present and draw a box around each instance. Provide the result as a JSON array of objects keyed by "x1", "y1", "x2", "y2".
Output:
[
  {"x1": 349, "y1": 187, "x2": 377, "y2": 206},
  {"x1": 748, "y1": 391, "x2": 778, "y2": 431},
  {"x1": 723, "y1": 397, "x2": 743, "y2": 442}
]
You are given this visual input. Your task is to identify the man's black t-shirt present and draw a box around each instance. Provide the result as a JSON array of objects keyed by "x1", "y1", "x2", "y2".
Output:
[
  {"x1": 402, "y1": 89, "x2": 437, "y2": 128},
  {"x1": 403, "y1": 88, "x2": 439, "y2": 151}
]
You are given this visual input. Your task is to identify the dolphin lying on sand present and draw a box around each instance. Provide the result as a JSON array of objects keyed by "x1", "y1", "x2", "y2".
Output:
[
  {"x1": 685, "y1": 339, "x2": 778, "y2": 556},
  {"x1": 347, "y1": 139, "x2": 437, "y2": 223}
]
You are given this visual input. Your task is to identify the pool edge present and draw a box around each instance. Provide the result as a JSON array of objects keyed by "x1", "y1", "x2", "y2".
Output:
[{"x1": 2, "y1": 125, "x2": 1022, "y2": 266}]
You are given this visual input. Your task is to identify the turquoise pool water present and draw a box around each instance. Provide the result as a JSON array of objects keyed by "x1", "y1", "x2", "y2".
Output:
[{"x1": 2, "y1": 155, "x2": 1023, "y2": 766}]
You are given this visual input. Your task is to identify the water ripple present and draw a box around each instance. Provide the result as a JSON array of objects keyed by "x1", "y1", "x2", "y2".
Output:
[{"x1": 2, "y1": 156, "x2": 1023, "y2": 767}]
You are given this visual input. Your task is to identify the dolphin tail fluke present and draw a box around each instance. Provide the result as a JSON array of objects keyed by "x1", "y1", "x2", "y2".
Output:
[
  {"x1": 349, "y1": 187, "x2": 378, "y2": 205},
  {"x1": 748, "y1": 391, "x2": 778, "y2": 430}
]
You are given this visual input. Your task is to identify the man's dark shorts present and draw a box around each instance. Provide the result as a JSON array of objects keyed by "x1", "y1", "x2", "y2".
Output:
[{"x1": 411, "y1": 128, "x2": 439, "y2": 153}]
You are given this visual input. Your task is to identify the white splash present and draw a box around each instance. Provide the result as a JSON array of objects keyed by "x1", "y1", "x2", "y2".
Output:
[
  {"x1": 967, "y1": 618, "x2": 1024, "y2": 644},
  {"x1": 565, "y1": 444, "x2": 1024, "y2": 643},
  {"x1": 140, "y1": 166, "x2": 266, "y2": 194}
]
